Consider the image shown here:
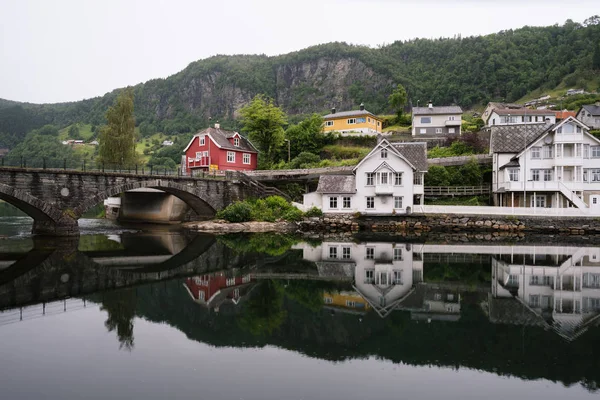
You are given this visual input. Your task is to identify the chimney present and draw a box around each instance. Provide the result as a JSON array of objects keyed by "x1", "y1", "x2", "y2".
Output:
[
  {"x1": 545, "y1": 118, "x2": 553, "y2": 127},
  {"x1": 359, "y1": 103, "x2": 365, "y2": 111},
  {"x1": 428, "y1": 100, "x2": 433, "y2": 109},
  {"x1": 331, "y1": 107, "x2": 336, "y2": 114},
  {"x1": 214, "y1": 122, "x2": 220, "y2": 129},
  {"x1": 596, "y1": 101, "x2": 600, "y2": 107}
]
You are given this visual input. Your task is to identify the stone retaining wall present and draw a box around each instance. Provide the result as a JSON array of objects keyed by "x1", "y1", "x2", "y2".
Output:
[{"x1": 298, "y1": 213, "x2": 600, "y2": 236}]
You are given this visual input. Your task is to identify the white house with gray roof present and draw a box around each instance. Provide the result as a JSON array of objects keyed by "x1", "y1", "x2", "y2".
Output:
[
  {"x1": 490, "y1": 116, "x2": 600, "y2": 211},
  {"x1": 302, "y1": 138, "x2": 427, "y2": 214},
  {"x1": 576, "y1": 102, "x2": 600, "y2": 129},
  {"x1": 411, "y1": 102, "x2": 462, "y2": 136}
]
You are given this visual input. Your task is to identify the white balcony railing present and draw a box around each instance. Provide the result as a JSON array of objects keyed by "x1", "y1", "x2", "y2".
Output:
[{"x1": 375, "y1": 185, "x2": 394, "y2": 195}]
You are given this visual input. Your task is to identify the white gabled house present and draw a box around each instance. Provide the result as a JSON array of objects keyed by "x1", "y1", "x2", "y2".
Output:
[
  {"x1": 491, "y1": 116, "x2": 600, "y2": 211},
  {"x1": 303, "y1": 139, "x2": 428, "y2": 214}
]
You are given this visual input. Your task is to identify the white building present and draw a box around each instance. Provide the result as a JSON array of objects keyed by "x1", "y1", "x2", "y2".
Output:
[
  {"x1": 482, "y1": 102, "x2": 556, "y2": 128},
  {"x1": 576, "y1": 102, "x2": 600, "y2": 130},
  {"x1": 411, "y1": 102, "x2": 462, "y2": 136},
  {"x1": 302, "y1": 139, "x2": 427, "y2": 214},
  {"x1": 490, "y1": 116, "x2": 600, "y2": 211},
  {"x1": 491, "y1": 246, "x2": 600, "y2": 340}
]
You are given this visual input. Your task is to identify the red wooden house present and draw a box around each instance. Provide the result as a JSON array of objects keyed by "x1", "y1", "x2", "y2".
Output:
[
  {"x1": 183, "y1": 271, "x2": 255, "y2": 310},
  {"x1": 182, "y1": 124, "x2": 258, "y2": 174}
]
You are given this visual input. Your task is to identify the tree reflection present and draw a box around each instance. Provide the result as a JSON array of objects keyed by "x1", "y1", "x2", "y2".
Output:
[
  {"x1": 100, "y1": 288, "x2": 137, "y2": 350},
  {"x1": 238, "y1": 280, "x2": 286, "y2": 336}
]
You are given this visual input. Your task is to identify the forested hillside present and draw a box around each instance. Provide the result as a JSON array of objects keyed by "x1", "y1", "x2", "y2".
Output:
[{"x1": 1, "y1": 16, "x2": 599, "y2": 147}]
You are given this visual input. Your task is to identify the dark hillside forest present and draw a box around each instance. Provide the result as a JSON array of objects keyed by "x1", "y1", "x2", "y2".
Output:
[{"x1": 1, "y1": 17, "x2": 599, "y2": 147}]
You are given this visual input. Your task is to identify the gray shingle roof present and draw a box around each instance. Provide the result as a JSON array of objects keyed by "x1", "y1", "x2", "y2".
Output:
[
  {"x1": 494, "y1": 109, "x2": 555, "y2": 116},
  {"x1": 490, "y1": 123, "x2": 551, "y2": 153},
  {"x1": 199, "y1": 127, "x2": 258, "y2": 153},
  {"x1": 323, "y1": 109, "x2": 377, "y2": 119},
  {"x1": 412, "y1": 106, "x2": 462, "y2": 115},
  {"x1": 391, "y1": 142, "x2": 428, "y2": 172},
  {"x1": 582, "y1": 104, "x2": 600, "y2": 116},
  {"x1": 316, "y1": 175, "x2": 356, "y2": 194}
]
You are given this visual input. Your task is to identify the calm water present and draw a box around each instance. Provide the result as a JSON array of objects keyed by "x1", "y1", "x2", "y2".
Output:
[{"x1": 0, "y1": 217, "x2": 599, "y2": 399}]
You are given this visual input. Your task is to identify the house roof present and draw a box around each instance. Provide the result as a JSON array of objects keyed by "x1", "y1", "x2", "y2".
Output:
[
  {"x1": 322, "y1": 109, "x2": 379, "y2": 119},
  {"x1": 555, "y1": 110, "x2": 576, "y2": 119},
  {"x1": 487, "y1": 102, "x2": 524, "y2": 110},
  {"x1": 391, "y1": 142, "x2": 428, "y2": 172},
  {"x1": 490, "y1": 123, "x2": 550, "y2": 153},
  {"x1": 581, "y1": 104, "x2": 600, "y2": 116},
  {"x1": 316, "y1": 175, "x2": 356, "y2": 194},
  {"x1": 412, "y1": 106, "x2": 463, "y2": 115},
  {"x1": 183, "y1": 127, "x2": 258, "y2": 153},
  {"x1": 493, "y1": 108, "x2": 555, "y2": 116}
]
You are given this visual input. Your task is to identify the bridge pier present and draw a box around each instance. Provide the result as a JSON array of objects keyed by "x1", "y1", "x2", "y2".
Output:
[{"x1": 32, "y1": 218, "x2": 79, "y2": 236}]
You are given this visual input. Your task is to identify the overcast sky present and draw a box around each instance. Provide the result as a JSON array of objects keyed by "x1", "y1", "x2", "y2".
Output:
[{"x1": 1, "y1": 0, "x2": 598, "y2": 104}]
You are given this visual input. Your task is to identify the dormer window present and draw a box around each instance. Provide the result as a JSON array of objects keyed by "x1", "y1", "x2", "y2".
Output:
[
  {"x1": 381, "y1": 148, "x2": 388, "y2": 158},
  {"x1": 199, "y1": 136, "x2": 205, "y2": 146},
  {"x1": 234, "y1": 137, "x2": 240, "y2": 146}
]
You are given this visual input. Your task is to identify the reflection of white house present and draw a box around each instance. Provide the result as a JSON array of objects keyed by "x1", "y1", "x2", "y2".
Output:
[
  {"x1": 490, "y1": 116, "x2": 600, "y2": 212},
  {"x1": 490, "y1": 246, "x2": 600, "y2": 340},
  {"x1": 302, "y1": 139, "x2": 427, "y2": 214}
]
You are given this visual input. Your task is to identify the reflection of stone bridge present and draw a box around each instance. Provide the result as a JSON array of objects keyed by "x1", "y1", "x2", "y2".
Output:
[{"x1": 0, "y1": 168, "x2": 271, "y2": 236}]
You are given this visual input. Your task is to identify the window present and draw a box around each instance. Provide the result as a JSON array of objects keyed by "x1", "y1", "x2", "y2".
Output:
[
  {"x1": 198, "y1": 291, "x2": 205, "y2": 301},
  {"x1": 414, "y1": 173, "x2": 423, "y2": 185},
  {"x1": 366, "y1": 173, "x2": 374, "y2": 186},
  {"x1": 420, "y1": 117, "x2": 431, "y2": 123},
  {"x1": 329, "y1": 197, "x2": 338, "y2": 209},
  {"x1": 419, "y1": 128, "x2": 426, "y2": 134},
  {"x1": 234, "y1": 137, "x2": 240, "y2": 146},
  {"x1": 226, "y1": 278, "x2": 236, "y2": 286},
  {"x1": 576, "y1": 143, "x2": 582, "y2": 157},
  {"x1": 347, "y1": 118, "x2": 356, "y2": 124},
  {"x1": 380, "y1": 272, "x2": 388, "y2": 285},
  {"x1": 529, "y1": 295, "x2": 540, "y2": 308},
  {"x1": 365, "y1": 269, "x2": 375, "y2": 283},
  {"x1": 378, "y1": 172, "x2": 389, "y2": 185},
  {"x1": 448, "y1": 116, "x2": 456, "y2": 121},
  {"x1": 377, "y1": 121, "x2": 380, "y2": 126},
  {"x1": 393, "y1": 248, "x2": 403, "y2": 261},
  {"x1": 448, "y1": 128, "x2": 455, "y2": 134},
  {"x1": 394, "y1": 196, "x2": 403, "y2": 209},
  {"x1": 531, "y1": 170, "x2": 540, "y2": 181},
  {"x1": 325, "y1": 121, "x2": 334, "y2": 127},
  {"x1": 508, "y1": 168, "x2": 519, "y2": 182},
  {"x1": 381, "y1": 148, "x2": 388, "y2": 158},
  {"x1": 195, "y1": 152, "x2": 202, "y2": 159},
  {"x1": 324, "y1": 296, "x2": 333, "y2": 304},
  {"x1": 200, "y1": 136, "x2": 205, "y2": 146},
  {"x1": 346, "y1": 300, "x2": 356, "y2": 307},
  {"x1": 366, "y1": 196, "x2": 375, "y2": 209},
  {"x1": 356, "y1": 117, "x2": 366, "y2": 123},
  {"x1": 243, "y1": 153, "x2": 251, "y2": 164},
  {"x1": 592, "y1": 146, "x2": 600, "y2": 158},
  {"x1": 531, "y1": 147, "x2": 541, "y2": 159},
  {"x1": 543, "y1": 145, "x2": 553, "y2": 159},
  {"x1": 342, "y1": 247, "x2": 351, "y2": 259},
  {"x1": 368, "y1": 118, "x2": 371, "y2": 123},
  {"x1": 532, "y1": 195, "x2": 546, "y2": 208},
  {"x1": 329, "y1": 246, "x2": 337, "y2": 259},
  {"x1": 435, "y1": 128, "x2": 442, "y2": 134},
  {"x1": 343, "y1": 197, "x2": 351, "y2": 209},
  {"x1": 584, "y1": 144, "x2": 590, "y2": 158},
  {"x1": 591, "y1": 169, "x2": 600, "y2": 182},
  {"x1": 508, "y1": 275, "x2": 519, "y2": 286},
  {"x1": 543, "y1": 169, "x2": 552, "y2": 181},
  {"x1": 203, "y1": 151, "x2": 208, "y2": 157},
  {"x1": 577, "y1": 125, "x2": 582, "y2": 133},
  {"x1": 584, "y1": 169, "x2": 589, "y2": 182},
  {"x1": 365, "y1": 247, "x2": 374, "y2": 259},
  {"x1": 556, "y1": 144, "x2": 562, "y2": 158},
  {"x1": 393, "y1": 270, "x2": 402, "y2": 284},
  {"x1": 394, "y1": 173, "x2": 402, "y2": 185},
  {"x1": 227, "y1": 151, "x2": 235, "y2": 163}
]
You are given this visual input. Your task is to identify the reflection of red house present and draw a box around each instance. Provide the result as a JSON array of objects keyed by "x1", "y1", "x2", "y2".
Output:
[
  {"x1": 183, "y1": 271, "x2": 254, "y2": 310},
  {"x1": 181, "y1": 124, "x2": 258, "y2": 175}
]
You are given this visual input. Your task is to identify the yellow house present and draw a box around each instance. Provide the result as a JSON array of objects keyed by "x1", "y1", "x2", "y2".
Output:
[
  {"x1": 323, "y1": 291, "x2": 371, "y2": 314},
  {"x1": 323, "y1": 103, "x2": 383, "y2": 135}
]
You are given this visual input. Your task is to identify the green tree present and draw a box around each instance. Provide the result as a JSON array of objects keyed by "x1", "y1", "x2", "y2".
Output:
[
  {"x1": 284, "y1": 113, "x2": 334, "y2": 159},
  {"x1": 68, "y1": 124, "x2": 81, "y2": 139},
  {"x1": 97, "y1": 88, "x2": 137, "y2": 166},
  {"x1": 388, "y1": 84, "x2": 408, "y2": 119},
  {"x1": 7, "y1": 134, "x2": 80, "y2": 168},
  {"x1": 593, "y1": 42, "x2": 600, "y2": 70},
  {"x1": 240, "y1": 95, "x2": 287, "y2": 164},
  {"x1": 237, "y1": 280, "x2": 286, "y2": 337},
  {"x1": 33, "y1": 124, "x2": 59, "y2": 136}
]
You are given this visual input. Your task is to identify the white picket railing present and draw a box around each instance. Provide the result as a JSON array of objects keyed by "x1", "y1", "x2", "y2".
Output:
[{"x1": 412, "y1": 205, "x2": 599, "y2": 217}]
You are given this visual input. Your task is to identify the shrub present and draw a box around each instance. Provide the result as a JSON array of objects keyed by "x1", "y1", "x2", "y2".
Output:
[
  {"x1": 304, "y1": 207, "x2": 323, "y2": 217},
  {"x1": 216, "y1": 201, "x2": 253, "y2": 222}
]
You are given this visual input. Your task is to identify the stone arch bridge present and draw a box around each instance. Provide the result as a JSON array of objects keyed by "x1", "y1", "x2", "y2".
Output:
[{"x1": 0, "y1": 167, "x2": 278, "y2": 236}]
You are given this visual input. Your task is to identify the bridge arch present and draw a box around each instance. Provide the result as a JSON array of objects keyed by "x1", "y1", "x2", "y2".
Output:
[
  {"x1": 72, "y1": 179, "x2": 219, "y2": 220},
  {"x1": 0, "y1": 182, "x2": 64, "y2": 225}
]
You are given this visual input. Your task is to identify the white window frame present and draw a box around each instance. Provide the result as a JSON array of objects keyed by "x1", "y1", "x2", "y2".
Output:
[
  {"x1": 508, "y1": 168, "x2": 519, "y2": 182},
  {"x1": 329, "y1": 196, "x2": 338, "y2": 209},
  {"x1": 365, "y1": 269, "x2": 374, "y2": 284},
  {"x1": 342, "y1": 247, "x2": 351, "y2": 259},
  {"x1": 381, "y1": 148, "x2": 388, "y2": 158},
  {"x1": 243, "y1": 153, "x2": 251, "y2": 164},
  {"x1": 329, "y1": 246, "x2": 338, "y2": 259},
  {"x1": 543, "y1": 169, "x2": 552, "y2": 181},
  {"x1": 592, "y1": 146, "x2": 600, "y2": 158},
  {"x1": 227, "y1": 151, "x2": 235, "y2": 163},
  {"x1": 419, "y1": 128, "x2": 426, "y2": 134},
  {"x1": 342, "y1": 197, "x2": 351, "y2": 209},
  {"x1": 448, "y1": 116, "x2": 456, "y2": 121},
  {"x1": 234, "y1": 137, "x2": 240, "y2": 146},
  {"x1": 420, "y1": 117, "x2": 431, "y2": 124},
  {"x1": 366, "y1": 173, "x2": 375, "y2": 186},
  {"x1": 393, "y1": 248, "x2": 403, "y2": 261},
  {"x1": 531, "y1": 169, "x2": 540, "y2": 181},
  {"x1": 393, "y1": 270, "x2": 402, "y2": 284},
  {"x1": 591, "y1": 169, "x2": 600, "y2": 182},
  {"x1": 531, "y1": 195, "x2": 546, "y2": 208},
  {"x1": 394, "y1": 196, "x2": 403, "y2": 209},
  {"x1": 543, "y1": 145, "x2": 553, "y2": 159},
  {"x1": 531, "y1": 147, "x2": 541, "y2": 159},
  {"x1": 195, "y1": 151, "x2": 202, "y2": 159},
  {"x1": 200, "y1": 136, "x2": 205, "y2": 146},
  {"x1": 413, "y1": 173, "x2": 423, "y2": 185},
  {"x1": 365, "y1": 247, "x2": 374, "y2": 260},
  {"x1": 435, "y1": 128, "x2": 442, "y2": 134},
  {"x1": 325, "y1": 120, "x2": 334, "y2": 127},
  {"x1": 347, "y1": 118, "x2": 356, "y2": 125},
  {"x1": 448, "y1": 128, "x2": 455, "y2": 134},
  {"x1": 394, "y1": 172, "x2": 402, "y2": 186},
  {"x1": 366, "y1": 196, "x2": 375, "y2": 209}
]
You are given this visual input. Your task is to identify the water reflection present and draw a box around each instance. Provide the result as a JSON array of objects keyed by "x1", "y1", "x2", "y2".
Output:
[{"x1": 1, "y1": 232, "x2": 600, "y2": 396}]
